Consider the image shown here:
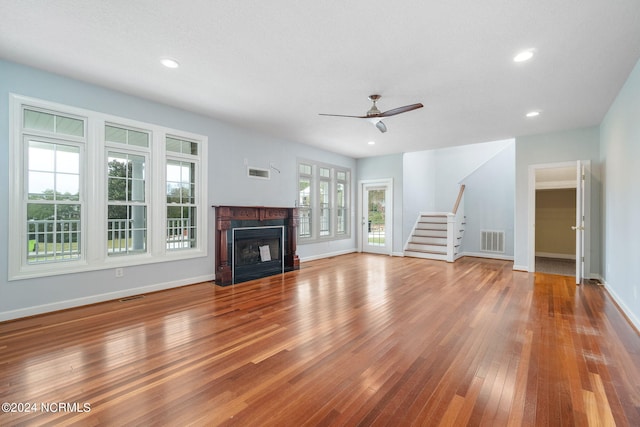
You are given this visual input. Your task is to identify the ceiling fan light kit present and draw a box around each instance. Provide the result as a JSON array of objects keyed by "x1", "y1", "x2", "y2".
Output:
[{"x1": 320, "y1": 94, "x2": 423, "y2": 133}]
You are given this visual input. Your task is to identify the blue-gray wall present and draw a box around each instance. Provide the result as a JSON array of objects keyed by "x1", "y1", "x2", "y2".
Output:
[{"x1": 600, "y1": 57, "x2": 640, "y2": 329}]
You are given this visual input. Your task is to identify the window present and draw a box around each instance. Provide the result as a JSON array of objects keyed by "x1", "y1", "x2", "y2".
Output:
[
  {"x1": 9, "y1": 95, "x2": 208, "y2": 280},
  {"x1": 296, "y1": 160, "x2": 350, "y2": 242},
  {"x1": 27, "y1": 139, "x2": 82, "y2": 263},
  {"x1": 166, "y1": 135, "x2": 199, "y2": 251},
  {"x1": 298, "y1": 163, "x2": 312, "y2": 238}
]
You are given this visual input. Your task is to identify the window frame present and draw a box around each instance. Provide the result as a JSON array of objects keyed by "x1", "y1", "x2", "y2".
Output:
[
  {"x1": 296, "y1": 159, "x2": 350, "y2": 243},
  {"x1": 8, "y1": 94, "x2": 208, "y2": 281}
]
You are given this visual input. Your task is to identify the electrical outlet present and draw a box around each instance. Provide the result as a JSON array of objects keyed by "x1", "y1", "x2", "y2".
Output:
[{"x1": 115, "y1": 268, "x2": 124, "y2": 278}]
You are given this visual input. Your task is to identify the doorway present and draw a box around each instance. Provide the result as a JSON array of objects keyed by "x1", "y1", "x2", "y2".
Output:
[
  {"x1": 528, "y1": 161, "x2": 589, "y2": 284},
  {"x1": 360, "y1": 179, "x2": 393, "y2": 255}
]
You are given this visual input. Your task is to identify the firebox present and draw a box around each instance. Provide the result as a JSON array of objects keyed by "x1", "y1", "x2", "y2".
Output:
[
  {"x1": 213, "y1": 206, "x2": 299, "y2": 286},
  {"x1": 232, "y1": 226, "x2": 284, "y2": 284}
]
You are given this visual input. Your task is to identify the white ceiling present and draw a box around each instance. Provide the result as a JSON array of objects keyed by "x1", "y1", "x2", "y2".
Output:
[{"x1": 2, "y1": 1, "x2": 640, "y2": 158}]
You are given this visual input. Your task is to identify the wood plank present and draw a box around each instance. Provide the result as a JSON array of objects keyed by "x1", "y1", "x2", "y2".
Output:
[{"x1": 1, "y1": 254, "x2": 639, "y2": 426}]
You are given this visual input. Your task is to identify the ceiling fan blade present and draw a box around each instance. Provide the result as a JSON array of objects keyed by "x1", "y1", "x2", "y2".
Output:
[
  {"x1": 318, "y1": 113, "x2": 368, "y2": 118},
  {"x1": 375, "y1": 120, "x2": 387, "y2": 133},
  {"x1": 379, "y1": 103, "x2": 424, "y2": 117}
]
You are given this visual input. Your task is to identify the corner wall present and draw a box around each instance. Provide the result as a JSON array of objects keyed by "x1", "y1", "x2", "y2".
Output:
[{"x1": 600, "y1": 57, "x2": 640, "y2": 330}]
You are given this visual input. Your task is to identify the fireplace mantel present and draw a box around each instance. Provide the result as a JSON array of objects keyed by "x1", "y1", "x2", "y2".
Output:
[{"x1": 213, "y1": 206, "x2": 299, "y2": 285}]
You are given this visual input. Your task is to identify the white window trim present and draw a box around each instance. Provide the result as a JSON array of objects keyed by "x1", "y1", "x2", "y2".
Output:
[
  {"x1": 8, "y1": 94, "x2": 208, "y2": 280},
  {"x1": 297, "y1": 159, "x2": 351, "y2": 243}
]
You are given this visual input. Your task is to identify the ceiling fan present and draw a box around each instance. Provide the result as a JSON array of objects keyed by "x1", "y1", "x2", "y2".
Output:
[{"x1": 319, "y1": 94, "x2": 423, "y2": 133}]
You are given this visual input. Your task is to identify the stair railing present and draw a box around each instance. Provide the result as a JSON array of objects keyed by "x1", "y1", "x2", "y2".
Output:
[{"x1": 446, "y1": 185, "x2": 465, "y2": 262}]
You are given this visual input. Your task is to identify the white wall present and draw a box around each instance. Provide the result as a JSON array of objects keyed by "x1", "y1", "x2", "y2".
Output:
[
  {"x1": 0, "y1": 59, "x2": 356, "y2": 320},
  {"x1": 600, "y1": 57, "x2": 640, "y2": 330},
  {"x1": 514, "y1": 127, "x2": 601, "y2": 273}
]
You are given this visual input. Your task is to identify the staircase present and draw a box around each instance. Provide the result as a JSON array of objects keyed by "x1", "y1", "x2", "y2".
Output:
[{"x1": 404, "y1": 185, "x2": 466, "y2": 262}]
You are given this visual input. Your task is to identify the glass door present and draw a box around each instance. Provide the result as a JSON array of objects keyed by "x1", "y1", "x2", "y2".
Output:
[{"x1": 362, "y1": 182, "x2": 392, "y2": 254}]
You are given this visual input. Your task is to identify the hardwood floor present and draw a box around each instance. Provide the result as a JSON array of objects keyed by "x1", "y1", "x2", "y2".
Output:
[{"x1": 1, "y1": 254, "x2": 639, "y2": 426}]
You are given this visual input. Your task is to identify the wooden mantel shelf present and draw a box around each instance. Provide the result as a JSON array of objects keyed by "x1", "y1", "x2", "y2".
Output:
[{"x1": 213, "y1": 206, "x2": 299, "y2": 286}]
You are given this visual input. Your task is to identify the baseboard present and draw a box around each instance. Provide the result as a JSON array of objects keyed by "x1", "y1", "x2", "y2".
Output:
[
  {"x1": 601, "y1": 279, "x2": 640, "y2": 333},
  {"x1": 392, "y1": 251, "x2": 405, "y2": 257},
  {"x1": 535, "y1": 252, "x2": 576, "y2": 260},
  {"x1": 299, "y1": 248, "x2": 357, "y2": 262},
  {"x1": 0, "y1": 274, "x2": 215, "y2": 322},
  {"x1": 512, "y1": 265, "x2": 529, "y2": 272},
  {"x1": 459, "y1": 251, "x2": 514, "y2": 261}
]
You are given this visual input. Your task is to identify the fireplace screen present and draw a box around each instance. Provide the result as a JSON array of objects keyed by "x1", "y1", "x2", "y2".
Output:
[{"x1": 232, "y1": 226, "x2": 284, "y2": 283}]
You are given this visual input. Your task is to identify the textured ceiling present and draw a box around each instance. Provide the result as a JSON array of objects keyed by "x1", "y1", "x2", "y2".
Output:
[{"x1": 1, "y1": 0, "x2": 640, "y2": 158}]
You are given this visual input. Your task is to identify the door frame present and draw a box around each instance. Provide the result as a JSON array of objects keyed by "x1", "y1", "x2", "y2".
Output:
[
  {"x1": 527, "y1": 160, "x2": 591, "y2": 284},
  {"x1": 358, "y1": 178, "x2": 393, "y2": 255}
]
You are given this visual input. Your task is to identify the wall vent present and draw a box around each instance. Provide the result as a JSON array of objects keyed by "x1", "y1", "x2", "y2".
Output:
[
  {"x1": 247, "y1": 166, "x2": 270, "y2": 180},
  {"x1": 480, "y1": 230, "x2": 505, "y2": 253},
  {"x1": 119, "y1": 295, "x2": 145, "y2": 302}
]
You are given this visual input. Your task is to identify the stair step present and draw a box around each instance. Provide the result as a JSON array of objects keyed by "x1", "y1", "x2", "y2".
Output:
[
  {"x1": 404, "y1": 250, "x2": 448, "y2": 261},
  {"x1": 406, "y1": 243, "x2": 447, "y2": 252},
  {"x1": 417, "y1": 223, "x2": 447, "y2": 231},
  {"x1": 410, "y1": 236, "x2": 447, "y2": 245},
  {"x1": 419, "y1": 215, "x2": 447, "y2": 223},
  {"x1": 414, "y1": 229, "x2": 447, "y2": 238}
]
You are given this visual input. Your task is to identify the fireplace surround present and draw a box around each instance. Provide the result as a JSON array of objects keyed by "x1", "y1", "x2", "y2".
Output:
[{"x1": 213, "y1": 206, "x2": 299, "y2": 285}]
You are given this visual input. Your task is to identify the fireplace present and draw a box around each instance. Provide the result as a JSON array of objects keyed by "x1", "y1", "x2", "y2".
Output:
[
  {"x1": 233, "y1": 226, "x2": 284, "y2": 283},
  {"x1": 213, "y1": 206, "x2": 299, "y2": 286}
]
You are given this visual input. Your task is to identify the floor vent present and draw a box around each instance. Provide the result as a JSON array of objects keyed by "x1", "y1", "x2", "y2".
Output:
[
  {"x1": 119, "y1": 295, "x2": 145, "y2": 302},
  {"x1": 481, "y1": 230, "x2": 505, "y2": 253}
]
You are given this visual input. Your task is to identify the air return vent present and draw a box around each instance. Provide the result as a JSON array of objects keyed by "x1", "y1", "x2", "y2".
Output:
[
  {"x1": 247, "y1": 166, "x2": 270, "y2": 180},
  {"x1": 480, "y1": 230, "x2": 505, "y2": 253},
  {"x1": 119, "y1": 295, "x2": 145, "y2": 302}
]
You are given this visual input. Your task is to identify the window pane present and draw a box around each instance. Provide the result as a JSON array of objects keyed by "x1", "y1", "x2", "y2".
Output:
[
  {"x1": 299, "y1": 163, "x2": 311, "y2": 175},
  {"x1": 56, "y1": 174, "x2": 80, "y2": 201},
  {"x1": 55, "y1": 116, "x2": 84, "y2": 137},
  {"x1": 24, "y1": 109, "x2": 84, "y2": 137},
  {"x1": 24, "y1": 109, "x2": 54, "y2": 132},
  {"x1": 167, "y1": 206, "x2": 197, "y2": 250},
  {"x1": 105, "y1": 125, "x2": 127, "y2": 144},
  {"x1": 166, "y1": 136, "x2": 197, "y2": 155},
  {"x1": 28, "y1": 140, "x2": 55, "y2": 172},
  {"x1": 28, "y1": 141, "x2": 80, "y2": 201},
  {"x1": 299, "y1": 177, "x2": 311, "y2": 207},
  {"x1": 28, "y1": 171, "x2": 54, "y2": 200},
  {"x1": 337, "y1": 171, "x2": 346, "y2": 181},
  {"x1": 108, "y1": 205, "x2": 147, "y2": 255},
  {"x1": 320, "y1": 180, "x2": 330, "y2": 236},
  {"x1": 106, "y1": 125, "x2": 149, "y2": 148},
  {"x1": 298, "y1": 176, "x2": 312, "y2": 238},
  {"x1": 166, "y1": 160, "x2": 195, "y2": 204},
  {"x1": 26, "y1": 203, "x2": 81, "y2": 263},
  {"x1": 108, "y1": 152, "x2": 146, "y2": 202},
  {"x1": 128, "y1": 130, "x2": 148, "y2": 147},
  {"x1": 320, "y1": 167, "x2": 330, "y2": 178}
]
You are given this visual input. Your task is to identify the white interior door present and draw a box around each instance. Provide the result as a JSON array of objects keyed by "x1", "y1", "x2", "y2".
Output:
[
  {"x1": 573, "y1": 160, "x2": 585, "y2": 284},
  {"x1": 361, "y1": 181, "x2": 392, "y2": 255}
]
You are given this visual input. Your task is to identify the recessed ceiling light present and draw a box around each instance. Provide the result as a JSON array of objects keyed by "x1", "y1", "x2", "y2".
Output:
[
  {"x1": 160, "y1": 58, "x2": 180, "y2": 68},
  {"x1": 526, "y1": 111, "x2": 540, "y2": 118},
  {"x1": 368, "y1": 141, "x2": 376, "y2": 145},
  {"x1": 514, "y1": 50, "x2": 534, "y2": 62}
]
